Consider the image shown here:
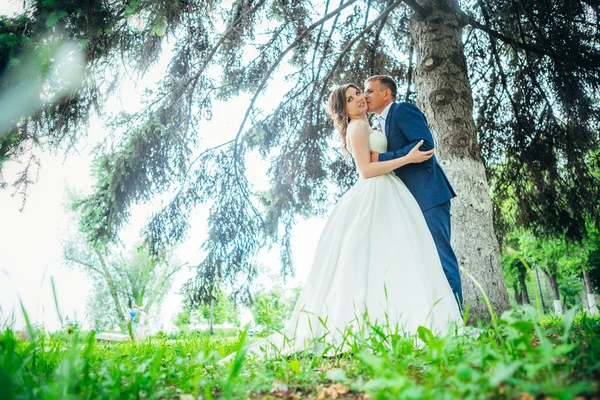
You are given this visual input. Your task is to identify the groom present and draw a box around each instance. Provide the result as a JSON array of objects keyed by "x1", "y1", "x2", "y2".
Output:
[{"x1": 364, "y1": 75, "x2": 463, "y2": 309}]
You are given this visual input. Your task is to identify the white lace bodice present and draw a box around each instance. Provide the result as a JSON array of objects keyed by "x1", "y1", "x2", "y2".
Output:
[{"x1": 346, "y1": 128, "x2": 387, "y2": 156}]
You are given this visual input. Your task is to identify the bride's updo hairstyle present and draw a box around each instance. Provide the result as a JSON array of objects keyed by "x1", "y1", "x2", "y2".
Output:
[{"x1": 327, "y1": 83, "x2": 359, "y2": 158}]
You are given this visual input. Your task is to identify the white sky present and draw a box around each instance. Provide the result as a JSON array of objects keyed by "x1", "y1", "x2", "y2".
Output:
[{"x1": 0, "y1": 1, "x2": 327, "y2": 332}]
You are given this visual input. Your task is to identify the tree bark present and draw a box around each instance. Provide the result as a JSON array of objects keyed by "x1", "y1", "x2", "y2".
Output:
[
  {"x1": 517, "y1": 268, "x2": 530, "y2": 304},
  {"x1": 97, "y1": 251, "x2": 127, "y2": 324},
  {"x1": 545, "y1": 270, "x2": 562, "y2": 316},
  {"x1": 582, "y1": 268, "x2": 599, "y2": 315},
  {"x1": 409, "y1": 0, "x2": 510, "y2": 321},
  {"x1": 513, "y1": 282, "x2": 522, "y2": 305},
  {"x1": 209, "y1": 298, "x2": 215, "y2": 336}
]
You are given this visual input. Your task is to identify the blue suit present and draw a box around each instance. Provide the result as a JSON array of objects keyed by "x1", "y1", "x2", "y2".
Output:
[{"x1": 378, "y1": 102, "x2": 463, "y2": 307}]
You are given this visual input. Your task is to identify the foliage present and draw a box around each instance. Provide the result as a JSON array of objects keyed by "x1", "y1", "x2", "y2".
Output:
[
  {"x1": 1, "y1": 1, "x2": 599, "y2": 305},
  {"x1": 250, "y1": 285, "x2": 301, "y2": 332},
  {"x1": 0, "y1": 0, "x2": 145, "y2": 193},
  {"x1": 472, "y1": 1, "x2": 600, "y2": 242},
  {"x1": 586, "y1": 226, "x2": 600, "y2": 292},
  {"x1": 63, "y1": 238, "x2": 183, "y2": 331},
  {"x1": 502, "y1": 229, "x2": 591, "y2": 309},
  {"x1": 1, "y1": 307, "x2": 599, "y2": 399},
  {"x1": 174, "y1": 289, "x2": 241, "y2": 332}
]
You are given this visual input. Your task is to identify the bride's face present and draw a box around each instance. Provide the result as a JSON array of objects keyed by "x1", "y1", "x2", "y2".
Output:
[{"x1": 344, "y1": 87, "x2": 367, "y2": 117}]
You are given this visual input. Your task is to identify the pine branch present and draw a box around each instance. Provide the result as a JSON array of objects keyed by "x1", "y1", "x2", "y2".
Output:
[
  {"x1": 405, "y1": 39, "x2": 414, "y2": 101},
  {"x1": 187, "y1": 0, "x2": 268, "y2": 90},
  {"x1": 398, "y1": 0, "x2": 429, "y2": 17},
  {"x1": 308, "y1": 0, "x2": 344, "y2": 123},
  {"x1": 319, "y1": 0, "x2": 406, "y2": 100},
  {"x1": 310, "y1": 0, "x2": 333, "y2": 81},
  {"x1": 476, "y1": 1, "x2": 520, "y2": 116},
  {"x1": 369, "y1": 0, "x2": 394, "y2": 75},
  {"x1": 63, "y1": 254, "x2": 103, "y2": 275},
  {"x1": 231, "y1": 0, "x2": 361, "y2": 150},
  {"x1": 461, "y1": 10, "x2": 600, "y2": 69},
  {"x1": 229, "y1": 0, "x2": 362, "y2": 219}
]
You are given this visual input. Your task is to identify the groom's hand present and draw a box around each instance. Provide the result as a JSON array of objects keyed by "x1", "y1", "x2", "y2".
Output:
[{"x1": 370, "y1": 151, "x2": 379, "y2": 162}]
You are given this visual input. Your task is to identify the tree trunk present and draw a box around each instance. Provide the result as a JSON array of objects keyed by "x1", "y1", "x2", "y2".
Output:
[
  {"x1": 409, "y1": 0, "x2": 510, "y2": 321},
  {"x1": 513, "y1": 282, "x2": 523, "y2": 305},
  {"x1": 97, "y1": 251, "x2": 127, "y2": 324},
  {"x1": 534, "y1": 267, "x2": 546, "y2": 313},
  {"x1": 209, "y1": 298, "x2": 215, "y2": 336},
  {"x1": 517, "y1": 269, "x2": 531, "y2": 304},
  {"x1": 582, "y1": 268, "x2": 599, "y2": 315},
  {"x1": 545, "y1": 270, "x2": 562, "y2": 316}
]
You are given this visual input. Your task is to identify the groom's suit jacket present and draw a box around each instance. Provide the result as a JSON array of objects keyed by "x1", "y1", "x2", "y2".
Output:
[{"x1": 378, "y1": 102, "x2": 456, "y2": 212}]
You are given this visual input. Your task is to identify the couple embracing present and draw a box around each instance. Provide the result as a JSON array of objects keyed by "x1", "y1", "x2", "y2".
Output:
[{"x1": 226, "y1": 75, "x2": 464, "y2": 360}]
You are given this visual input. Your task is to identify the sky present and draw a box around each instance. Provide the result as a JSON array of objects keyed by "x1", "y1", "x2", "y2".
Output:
[{"x1": 0, "y1": 1, "x2": 327, "y2": 332}]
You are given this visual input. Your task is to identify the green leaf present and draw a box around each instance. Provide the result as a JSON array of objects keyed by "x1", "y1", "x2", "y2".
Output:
[
  {"x1": 152, "y1": 16, "x2": 167, "y2": 36},
  {"x1": 417, "y1": 325, "x2": 435, "y2": 346},
  {"x1": 326, "y1": 368, "x2": 347, "y2": 383},
  {"x1": 289, "y1": 359, "x2": 301, "y2": 375},
  {"x1": 552, "y1": 343, "x2": 575, "y2": 357},
  {"x1": 561, "y1": 308, "x2": 578, "y2": 342},
  {"x1": 490, "y1": 361, "x2": 522, "y2": 386},
  {"x1": 125, "y1": 0, "x2": 139, "y2": 17},
  {"x1": 357, "y1": 352, "x2": 384, "y2": 373},
  {"x1": 46, "y1": 11, "x2": 67, "y2": 28},
  {"x1": 456, "y1": 363, "x2": 472, "y2": 380}
]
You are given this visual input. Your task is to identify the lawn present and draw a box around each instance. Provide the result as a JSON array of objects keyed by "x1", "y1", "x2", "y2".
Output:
[{"x1": 1, "y1": 308, "x2": 599, "y2": 399}]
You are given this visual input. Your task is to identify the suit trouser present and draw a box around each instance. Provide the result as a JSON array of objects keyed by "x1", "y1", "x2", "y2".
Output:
[{"x1": 422, "y1": 200, "x2": 463, "y2": 310}]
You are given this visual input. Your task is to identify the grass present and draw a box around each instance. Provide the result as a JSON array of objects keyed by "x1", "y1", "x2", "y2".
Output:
[{"x1": 1, "y1": 307, "x2": 599, "y2": 399}]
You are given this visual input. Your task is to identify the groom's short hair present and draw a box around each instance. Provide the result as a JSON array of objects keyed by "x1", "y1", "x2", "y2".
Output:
[{"x1": 365, "y1": 75, "x2": 397, "y2": 100}]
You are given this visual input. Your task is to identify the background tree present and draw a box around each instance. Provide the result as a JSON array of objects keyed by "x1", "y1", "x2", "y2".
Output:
[
  {"x1": 502, "y1": 250, "x2": 530, "y2": 306},
  {"x1": 63, "y1": 234, "x2": 183, "y2": 331},
  {"x1": 0, "y1": 0, "x2": 154, "y2": 192},
  {"x1": 251, "y1": 285, "x2": 301, "y2": 333},
  {"x1": 580, "y1": 224, "x2": 600, "y2": 314},
  {"x1": 2, "y1": 1, "x2": 599, "y2": 320},
  {"x1": 502, "y1": 228, "x2": 600, "y2": 315},
  {"x1": 174, "y1": 289, "x2": 240, "y2": 334},
  {"x1": 199, "y1": 289, "x2": 241, "y2": 332}
]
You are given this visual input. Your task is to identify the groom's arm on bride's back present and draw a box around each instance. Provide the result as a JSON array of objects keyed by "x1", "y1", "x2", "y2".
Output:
[{"x1": 377, "y1": 103, "x2": 435, "y2": 162}]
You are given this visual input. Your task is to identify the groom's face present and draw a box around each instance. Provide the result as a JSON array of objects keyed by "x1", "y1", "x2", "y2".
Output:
[{"x1": 364, "y1": 80, "x2": 389, "y2": 115}]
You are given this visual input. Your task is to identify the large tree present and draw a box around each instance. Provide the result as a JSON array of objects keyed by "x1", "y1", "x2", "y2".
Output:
[
  {"x1": 174, "y1": 287, "x2": 241, "y2": 334},
  {"x1": 63, "y1": 236, "x2": 183, "y2": 331},
  {"x1": 2, "y1": 0, "x2": 599, "y2": 320}
]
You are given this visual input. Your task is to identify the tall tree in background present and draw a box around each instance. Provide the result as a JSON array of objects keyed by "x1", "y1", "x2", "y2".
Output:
[
  {"x1": 2, "y1": 0, "x2": 599, "y2": 320},
  {"x1": 582, "y1": 224, "x2": 600, "y2": 314},
  {"x1": 174, "y1": 288, "x2": 241, "y2": 334},
  {"x1": 251, "y1": 285, "x2": 301, "y2": 333},
  {"x1": 63, "y1": 236, "x2": 183, "y2": 330}
]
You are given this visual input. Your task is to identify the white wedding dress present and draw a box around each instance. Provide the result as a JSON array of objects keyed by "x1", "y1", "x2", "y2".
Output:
[{"x1": 224, "y1": 129, "x2": 462, "y2": 361}]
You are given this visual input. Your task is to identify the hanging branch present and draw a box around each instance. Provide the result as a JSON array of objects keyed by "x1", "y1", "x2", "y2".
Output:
[
  {"x1": 368, "y1": 0, "x2": 396, "y2": 76},
  {"x1": 461, "y1": 10, "x2": 600, "y2": 69},
  {"x1": 228, "y1": 0, "x2": 361, "y2": 218},
  {"x1": 405, "y1": 39, "x2": 414, "y2": 101},
  {"x1": 319, "y1": 0, "x2": 406, "y2": 100}
]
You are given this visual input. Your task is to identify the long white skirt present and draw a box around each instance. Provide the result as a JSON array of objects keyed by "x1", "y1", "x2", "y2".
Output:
[{"x1": 232, "y1": 173, "x2": 462, "y2": 360}]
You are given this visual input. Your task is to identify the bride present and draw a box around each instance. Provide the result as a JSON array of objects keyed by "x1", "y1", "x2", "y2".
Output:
[{"x1": 223, "y1": 84, "x2": 463, "y2": 361}]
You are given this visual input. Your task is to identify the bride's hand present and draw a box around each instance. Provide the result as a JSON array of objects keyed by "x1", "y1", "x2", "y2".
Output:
[{"x1": 406, "y1": 140, "x2": 435, "y2": 163}]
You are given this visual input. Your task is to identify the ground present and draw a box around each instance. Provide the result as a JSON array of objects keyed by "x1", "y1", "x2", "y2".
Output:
[{"x1": 1, "y1": 308, "x2": 599, "y2": 399}]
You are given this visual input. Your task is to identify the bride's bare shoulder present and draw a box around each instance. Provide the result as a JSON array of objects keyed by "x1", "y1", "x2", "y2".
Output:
[{"x1": 347, "y1": 119, "x2": 372, "y2": 137}]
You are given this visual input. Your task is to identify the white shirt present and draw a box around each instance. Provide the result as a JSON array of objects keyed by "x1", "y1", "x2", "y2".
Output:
[{"x1": 378, "y1": 102, "x2": 393, "y2": 134}]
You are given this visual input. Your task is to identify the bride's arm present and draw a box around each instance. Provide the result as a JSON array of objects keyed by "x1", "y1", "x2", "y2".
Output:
[{"x1": 348, "y1": 120, "x2": 434, "y2": 179}]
